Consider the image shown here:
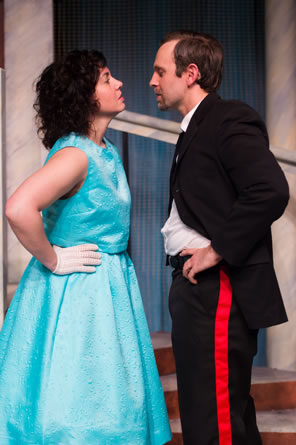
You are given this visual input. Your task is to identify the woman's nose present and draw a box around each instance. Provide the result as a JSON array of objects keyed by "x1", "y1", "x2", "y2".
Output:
[{"x1": 115, "y1": 78, "x2": 123, "y2": 88}]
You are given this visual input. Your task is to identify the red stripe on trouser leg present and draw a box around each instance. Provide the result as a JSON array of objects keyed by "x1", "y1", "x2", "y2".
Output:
[{"x1": 215, "y1": 268, "x2": 233, "y2": 445}]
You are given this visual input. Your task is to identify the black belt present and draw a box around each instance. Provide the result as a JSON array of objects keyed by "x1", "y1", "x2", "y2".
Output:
[{"x1": 167, "y1": 254, "x2": 191, "y2": 270}]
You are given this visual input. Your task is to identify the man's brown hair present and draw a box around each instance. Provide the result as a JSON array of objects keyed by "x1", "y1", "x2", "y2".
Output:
[{"x1": 161, "y1": 30, "x2": 224, "y2": 93}]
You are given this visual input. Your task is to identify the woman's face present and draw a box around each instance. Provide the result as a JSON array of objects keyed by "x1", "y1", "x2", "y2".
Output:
[{"x1": 94, "y1": 67, "x2": 125, "y2": 116}]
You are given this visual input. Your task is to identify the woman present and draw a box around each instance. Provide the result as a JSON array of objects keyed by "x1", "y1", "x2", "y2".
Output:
[{"x1": 0, "y1": 50, "x2": 171, "y2": 444}]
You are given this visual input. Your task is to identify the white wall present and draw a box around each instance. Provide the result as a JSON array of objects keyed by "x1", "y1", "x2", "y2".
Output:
[
  {"x1": 5, "y1": 0, "x2": 53, "y2": 282},
  {"x1": 266, "y1": 0, "x2": 296, "y2": 370}
]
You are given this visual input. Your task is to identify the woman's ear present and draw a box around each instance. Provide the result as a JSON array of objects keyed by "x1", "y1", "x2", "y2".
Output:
[{"x1": 94, "y1": 97, "x2": 101, "y2": 110}]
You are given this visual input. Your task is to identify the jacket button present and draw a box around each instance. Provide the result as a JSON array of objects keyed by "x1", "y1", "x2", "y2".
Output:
[{"x1": 176, "y1": 189, "x2": 180, "y2": 193}]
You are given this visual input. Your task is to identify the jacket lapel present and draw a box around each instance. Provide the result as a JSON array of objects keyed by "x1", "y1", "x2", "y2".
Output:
[
  {"x1": 169, "y1": 93, "x2": 221, "y2": 210},
  {"x1": 176, "y1": 92, "x2": 220, "y2": 165}
]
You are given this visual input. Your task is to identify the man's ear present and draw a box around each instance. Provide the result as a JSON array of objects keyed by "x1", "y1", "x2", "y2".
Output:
[{"x1": 185, "y1": 63, "x2": 201, "y2": 86}]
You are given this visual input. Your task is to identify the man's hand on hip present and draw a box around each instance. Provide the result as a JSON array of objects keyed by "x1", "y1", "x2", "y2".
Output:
[{"x1": 180, "y1": 245, "x2": 222, "y2": 284}]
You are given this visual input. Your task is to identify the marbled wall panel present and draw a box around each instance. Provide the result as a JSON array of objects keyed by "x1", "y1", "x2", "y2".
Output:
[
  {"x1": 265, "y1": 0, "x2": 296, "y2": 370},
  {"x1": 5, "y1": 0, "x2": 53, "y2": 282}
]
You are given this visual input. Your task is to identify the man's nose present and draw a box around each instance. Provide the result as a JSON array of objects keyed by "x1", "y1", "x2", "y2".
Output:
[{"x1": 149, "y1": 73, "x2": 158, "y2": 87}]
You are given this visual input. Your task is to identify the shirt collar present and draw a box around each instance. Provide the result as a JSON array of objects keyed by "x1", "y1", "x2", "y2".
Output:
[{"x1": 180, "y1": 101, "x2": 201, "y2": 133}]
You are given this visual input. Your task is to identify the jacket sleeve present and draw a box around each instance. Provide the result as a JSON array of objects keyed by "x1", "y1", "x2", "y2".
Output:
[{"x1": 210, "y1": 103, "x2": 289, "y2": 266}]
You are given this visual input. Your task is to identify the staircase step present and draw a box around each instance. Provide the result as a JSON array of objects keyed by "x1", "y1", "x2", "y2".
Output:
[
  {"x1": 170, "y1": 409, "x2": 296, "y2": 434},
  {"x1": 261, "y1": 433, "x2": 296, "y2": 445},
  {"x1": 152, "y1": 332, "x2": 296, "y2": 444},
  {"x1": 167, "y1": 412, "x2": 296, "y2": 445},
  {"x1": 251, "y1": 367, "x2": 296, "y2": 411},
  {"x1": 258, "y1": 409, "x2": 296, "y2": 444},
  {"x1": 151, "y1": 331, "x2": 176, "y2": 376},
  {"x1": 160, "y1": 374, "x2": 179, "y2": 419},
  {"x1": 166, "y1": 412, "x2": 296, "y2": 445},
  {"x1": 152, "y1": 332, "x2": 296, "y2": 411},
  {"x1": 160, "y1": 369, "x2": 296, "y2": 417},
  {"x1": 167, "y1": 419, "x2": 183, "y2": 445}
]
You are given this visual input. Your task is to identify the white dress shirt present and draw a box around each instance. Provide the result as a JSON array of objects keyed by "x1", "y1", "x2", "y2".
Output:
[{"x1": 161, "y1": 102, "x2": 211, "y2": 256}]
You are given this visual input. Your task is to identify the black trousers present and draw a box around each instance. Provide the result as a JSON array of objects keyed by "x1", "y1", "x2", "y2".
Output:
[{"x1": 169, "y1": 265, "x2": 262, "y2": 445}]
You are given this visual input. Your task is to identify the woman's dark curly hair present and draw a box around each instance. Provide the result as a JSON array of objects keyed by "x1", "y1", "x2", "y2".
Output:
[{"x1": 34, "y1": 50, "x2": 106, "y2": 150}]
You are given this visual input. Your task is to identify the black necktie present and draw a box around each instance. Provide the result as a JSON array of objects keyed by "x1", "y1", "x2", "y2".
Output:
[
  {"x1": 169, "y1": 131, "x2": 185, "y2": 213},
  {"x1": 175, "y1": 131, "x2": 185, "y2": 163}
]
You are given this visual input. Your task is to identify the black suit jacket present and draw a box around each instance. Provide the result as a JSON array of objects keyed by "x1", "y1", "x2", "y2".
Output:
[{"x1": 170, "y1": 92, "x2": 289, "y2": 329}]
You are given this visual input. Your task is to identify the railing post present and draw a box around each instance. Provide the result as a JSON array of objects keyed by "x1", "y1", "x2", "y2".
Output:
[
  {"x1": 122, "y1": 131, "x2": 132, "y2": 256},
  {"x1": 122, "y1": 131, "x2": 129, "y2": 182},
  {"x1": 0, "y1": 68, "x2": 6, "y2": 327}
]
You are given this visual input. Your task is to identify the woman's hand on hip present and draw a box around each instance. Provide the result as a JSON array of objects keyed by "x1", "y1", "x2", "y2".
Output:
[{"x1": 52, "y1": 244, "x2": 102, "y2": 275}]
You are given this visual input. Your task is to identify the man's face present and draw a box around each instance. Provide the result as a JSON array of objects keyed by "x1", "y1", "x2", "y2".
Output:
[{"x1": 149, "y1": 40, "x2": 187, "y2": 112}]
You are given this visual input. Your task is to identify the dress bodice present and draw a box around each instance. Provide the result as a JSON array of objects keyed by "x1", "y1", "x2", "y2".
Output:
[{"x1": 42, "y1": 133, "x2": 131, "y2": 254}]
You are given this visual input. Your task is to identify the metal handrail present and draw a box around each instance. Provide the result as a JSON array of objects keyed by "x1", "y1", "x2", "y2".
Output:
[
  {"x1": 109, "y1": 110, "x2": 180, "y2": 145},
  {"x1": 110, "y1": 110, "x2": 296, "y2": 168},
  {"x1": 270, "y1": 145, "x2": 296, "y2": 167}
]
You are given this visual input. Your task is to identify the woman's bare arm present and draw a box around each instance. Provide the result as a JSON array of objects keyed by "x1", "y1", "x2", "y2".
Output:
[{"x1": 6, "y1": 147, "x2": 88, "y2": 270}]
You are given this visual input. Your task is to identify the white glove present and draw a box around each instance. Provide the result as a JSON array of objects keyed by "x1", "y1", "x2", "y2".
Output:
[{"x1": 52, "y1": 244, "x2": 102, "y2": 275}]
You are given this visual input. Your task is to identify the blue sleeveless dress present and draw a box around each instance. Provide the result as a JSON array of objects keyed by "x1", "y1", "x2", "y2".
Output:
[{"x1": 0, "y1": 134, "x2": 171, "y2": 445}]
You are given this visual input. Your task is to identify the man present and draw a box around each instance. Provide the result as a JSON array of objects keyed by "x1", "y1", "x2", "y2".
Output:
[{"x1": 149, "y1": 31, "x2": 289, "y2": 445}]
